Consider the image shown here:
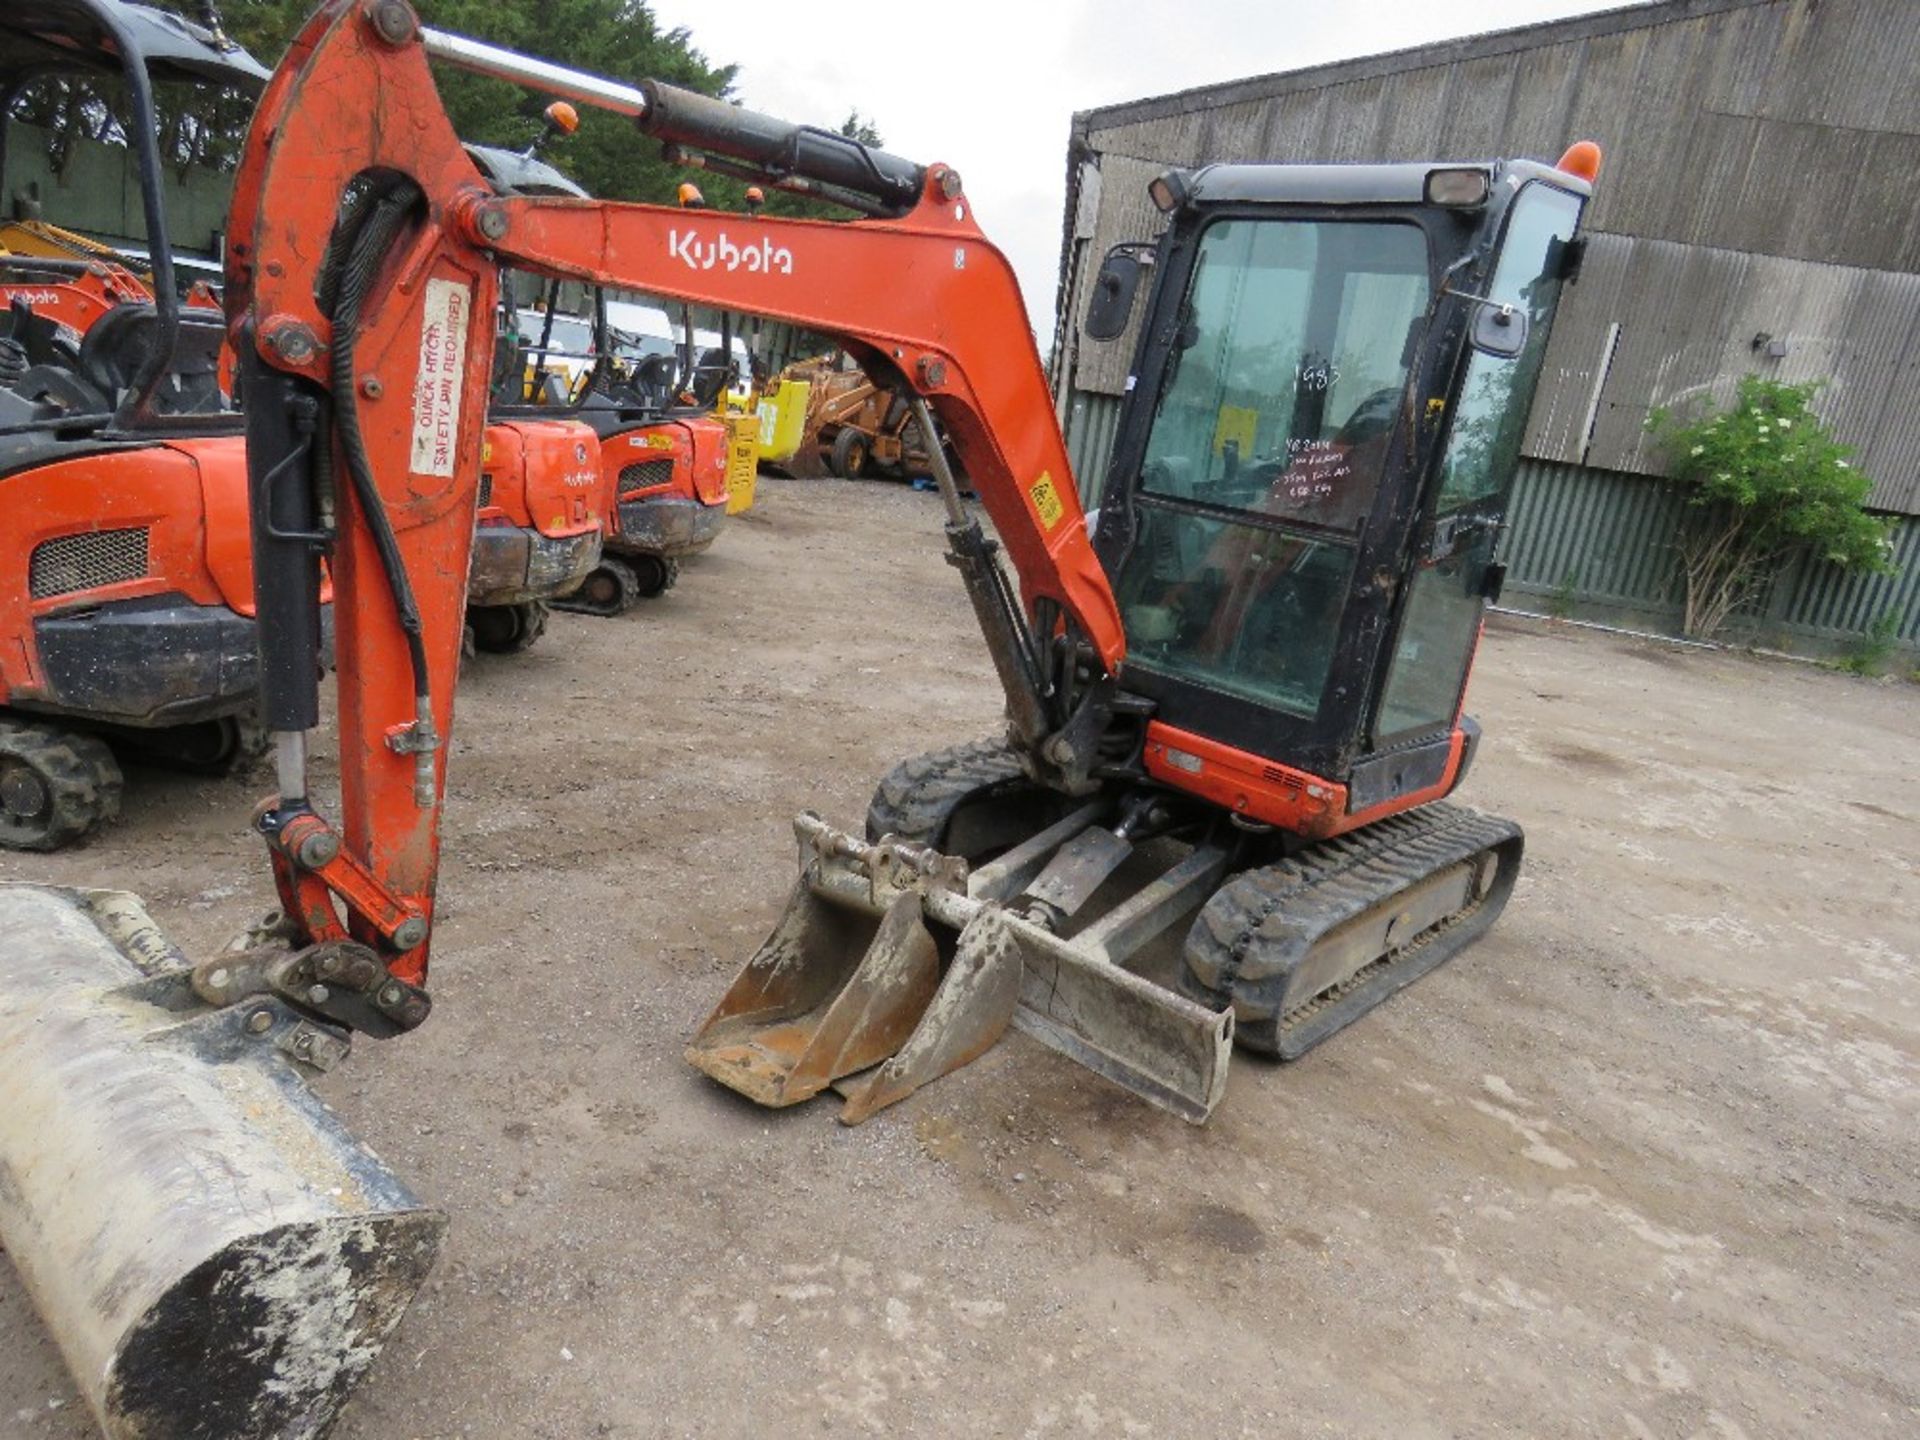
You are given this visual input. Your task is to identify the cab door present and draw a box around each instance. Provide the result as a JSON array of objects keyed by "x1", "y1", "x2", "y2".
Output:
[{"x1": 1372, "y1": 181, "x2": 1587, "y2": 747}]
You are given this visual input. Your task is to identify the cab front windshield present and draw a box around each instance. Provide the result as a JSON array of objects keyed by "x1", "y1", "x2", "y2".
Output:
[{"x1": 1116, "y1": 219, "x2": 1431, "y2": 719}]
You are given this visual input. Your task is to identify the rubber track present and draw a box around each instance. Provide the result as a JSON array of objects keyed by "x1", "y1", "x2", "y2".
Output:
[
  {"x1": 470, "y1": 600, "x2": 550, "y2": 654},
  {"x1": 0, "y1": 719, "x2": 124, "y2": 851},
  {"x1": 553, "y1": 559, "x2": 639, "y2": 616},
  {"x1": 1182, "y1": 803, "x2": 1523, "y2": 1057},
  {"x1": 864, "y1": 738, "x2": 1027, "y2": 847},
  {"x1": 627, "y1": 553, "x2": 679, "y2": 599}
]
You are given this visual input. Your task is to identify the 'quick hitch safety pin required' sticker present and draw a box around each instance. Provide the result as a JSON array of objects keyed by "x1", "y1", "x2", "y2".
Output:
[{"x1": 409, "y1": 277, "x2": 473, "y2": 479}]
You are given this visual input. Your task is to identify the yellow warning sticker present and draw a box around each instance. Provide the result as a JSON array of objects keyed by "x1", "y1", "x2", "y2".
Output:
[
  {"x1": 1029, "y1": 471, "x2": 1065, "y2": 531},
  {"x1": 481, "y1": 439, "x2": 493, "y2": 463},
  {"x1": 1212, "y1": 404, "x2": 1258, "y2": 457}
]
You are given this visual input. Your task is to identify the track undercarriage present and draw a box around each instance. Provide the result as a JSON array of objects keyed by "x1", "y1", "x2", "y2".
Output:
[{"x1": 551, "y1": 550, "x2": 679, "y2": 616}]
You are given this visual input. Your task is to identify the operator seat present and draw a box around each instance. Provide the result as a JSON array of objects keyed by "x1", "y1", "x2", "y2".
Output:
[{"x1": 78, "y1": 303, "x2": 226, "y2": 415}]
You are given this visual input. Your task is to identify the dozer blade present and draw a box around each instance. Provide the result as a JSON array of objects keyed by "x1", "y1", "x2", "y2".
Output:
[{"x1": 0, "y1": 884, "x2": 445, "y2": 1440}]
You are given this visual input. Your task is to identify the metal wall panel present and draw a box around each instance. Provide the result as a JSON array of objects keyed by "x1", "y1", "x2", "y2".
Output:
[
  {"x1": 1776, "y1": 511, "x2": 1920, "y2": 643},
  {"x1": 1526, "y1": 234, "x2": 1920, "y2": 510},
  {"x1": 1059, "y1": 152, "x2": 1168, "y2": 398},
  {"x1": 1314, "y1": 75, "x2": 1393, "y2": 161},
  {"x1": 1200, "y1": 100, "x2": 1270, "y2": 163},
  {"x1": 1501, "y1": 459, "x2": 1690, "y2": 607},
  {"x1": 1373, "y1": 65, "x2": 1456, "y2": 161},
  {"x1": 1072, "y1": 0, "x2": 1917, "y2": 272},
  {"x1": 1059, "y1": 390, "x2": 1124, "y2": 506}
]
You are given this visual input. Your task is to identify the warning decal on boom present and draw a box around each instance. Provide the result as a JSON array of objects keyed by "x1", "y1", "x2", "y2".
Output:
[{"x1": 410, "y1": 277, "x2": 472, "y2": 478}]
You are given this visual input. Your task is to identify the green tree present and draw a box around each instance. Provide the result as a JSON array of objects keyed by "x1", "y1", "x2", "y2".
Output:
[
  {"x1": 839, "y1": 110, "x2": 882, "y2": 146},
  {"x1": 1649, "y1": 376, "x2": 1893, "y2": 639},
  {"x1": 209, "y1": 3, "x2": 878, "y2": 216},
  {"x1": 217, "y1": 0, "x2": 740, "y2": 205}
]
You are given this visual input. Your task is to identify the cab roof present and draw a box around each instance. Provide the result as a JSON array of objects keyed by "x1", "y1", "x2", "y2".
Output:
[{"x1": 0, "y1": 0, "x2": 268, "y2": 91}]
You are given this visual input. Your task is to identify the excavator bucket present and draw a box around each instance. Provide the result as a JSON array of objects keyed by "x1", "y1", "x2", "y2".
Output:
[
  {"x1": 0, "y1": 884, "x2": 445, "y2": 1440},
  {"x1": 686, "y1": 885, "x2": 944, "y2": 1107},
  {"x1": 689, "y1": 814, "x2": 1233, "y2": 1125},
  {"x1": 836, "y1": 906, "x2": 1021, "y2": 1124}
]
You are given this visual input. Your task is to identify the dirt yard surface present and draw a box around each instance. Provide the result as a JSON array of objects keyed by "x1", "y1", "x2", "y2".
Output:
[{"x1": 3, "y1": 476, "x2": 1916, "y2": 1439}]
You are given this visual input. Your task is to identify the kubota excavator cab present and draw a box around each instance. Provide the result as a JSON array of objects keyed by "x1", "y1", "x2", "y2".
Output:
[
  {"x1": 1093, "y1": 163, "x2": 1585, "y2": 838},
  {"x1": 0, "y1": 0, "x2": 286, "y2": 850}
]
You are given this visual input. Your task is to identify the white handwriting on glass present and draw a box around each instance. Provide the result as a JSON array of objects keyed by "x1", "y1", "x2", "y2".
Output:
[{"x1": 1294, "y1": 358, "x2": 1340, "y2": 392}]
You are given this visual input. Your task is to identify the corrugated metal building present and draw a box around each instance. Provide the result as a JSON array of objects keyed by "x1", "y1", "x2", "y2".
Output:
[{"x1": 1050, "y1": 0, "x2": 1920, "y2": 656}]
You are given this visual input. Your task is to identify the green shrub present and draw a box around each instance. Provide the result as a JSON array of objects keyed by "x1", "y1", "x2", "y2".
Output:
[{"x1": 1649, "y1": 377, "x2": 1893, "y2": 639}]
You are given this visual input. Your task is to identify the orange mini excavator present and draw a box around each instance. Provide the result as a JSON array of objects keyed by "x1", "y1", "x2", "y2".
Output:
[
  {"x1": 461, "y1": 130, "x2": 614, "y2": 650},
  {"x1": 498, "y1": 244, "x2": 737, "y2": 613},
  {"x1": 550, "y1": 306, "x2": 736, "y2": 612},
  {"x1": 0, "y1": 0, "x2": 276, "y2": 850},
  {"x1": 0, "y1": 5, "x2": 1596, "y2": 1435}
]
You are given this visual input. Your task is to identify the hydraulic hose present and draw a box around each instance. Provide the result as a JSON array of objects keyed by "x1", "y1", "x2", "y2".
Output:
[{"x1": 324, "y1": 179, "x2": 441, "y2": 801}]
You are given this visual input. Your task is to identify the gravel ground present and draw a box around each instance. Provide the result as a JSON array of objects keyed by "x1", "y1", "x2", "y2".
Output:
[{"x1": 2, "y1": 476, "x2": 1915, "y2": 1439}]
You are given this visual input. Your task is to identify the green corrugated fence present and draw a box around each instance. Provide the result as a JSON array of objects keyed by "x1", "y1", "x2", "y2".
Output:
[{"x1": 1499, "y1": 459, "x2": 1920, "y2": 658}]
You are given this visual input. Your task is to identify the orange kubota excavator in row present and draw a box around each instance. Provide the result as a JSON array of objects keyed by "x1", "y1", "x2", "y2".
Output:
[
  {"x1": 502, "y1": 273, "x2": 739, "y2": 613},
  {"x1": 0, "y1": 4, "x2": 1597, "y2": 1435},
  {"x1": 0, "y1": 1, "x2": 605, "y2": 858},
  {"x1": 0, "y1": 1, "x2": 274, "y2": 851}
]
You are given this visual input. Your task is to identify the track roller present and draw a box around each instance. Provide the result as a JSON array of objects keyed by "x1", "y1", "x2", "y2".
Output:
[
  {"x1": 628, "y1": 552, "x2": 679, "y2": 599},
  {"x1": 0, "y1": 718, "x2": 123, "y2": 851}
]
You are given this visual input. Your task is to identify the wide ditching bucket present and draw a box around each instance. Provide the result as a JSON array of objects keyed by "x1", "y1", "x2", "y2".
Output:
[
  {"x1": 0, "y1": 883, "x2": 444, "y2": 1440},
  {"x1": 688, "y1": 814, "x2": 1233, "y2": 1125}
]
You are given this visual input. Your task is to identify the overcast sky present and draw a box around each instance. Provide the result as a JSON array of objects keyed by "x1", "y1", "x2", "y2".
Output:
[{"x1": 644, "y1": 0, "x2": 1643, "y2": 347}]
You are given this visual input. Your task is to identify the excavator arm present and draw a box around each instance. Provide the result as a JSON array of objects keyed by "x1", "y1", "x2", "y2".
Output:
[{"x1": 224, "y1": 0, "x2": 1125, "y2": 1003}]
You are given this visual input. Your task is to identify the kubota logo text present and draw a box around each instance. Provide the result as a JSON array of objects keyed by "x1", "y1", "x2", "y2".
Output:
[{"x1": 669, "y1": 228, "x2": 793, "y2": 276}]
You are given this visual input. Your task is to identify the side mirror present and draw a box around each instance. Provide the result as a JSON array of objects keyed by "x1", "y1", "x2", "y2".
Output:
[
  {"x1": 1469, "y1": 299, "x2": 1529, "y2": 359},
  {"x1": 1084, "y1": 245, "x2": 1150, "y2": 341}
]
